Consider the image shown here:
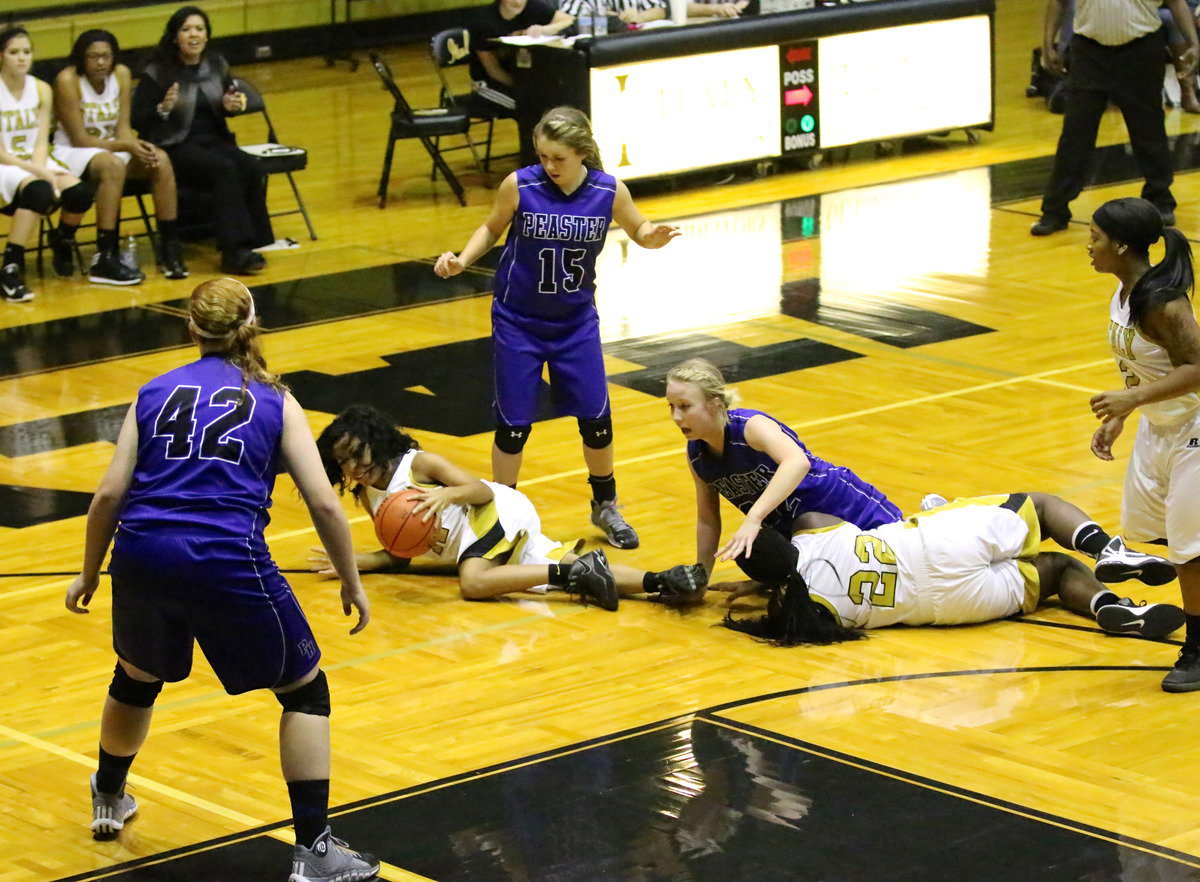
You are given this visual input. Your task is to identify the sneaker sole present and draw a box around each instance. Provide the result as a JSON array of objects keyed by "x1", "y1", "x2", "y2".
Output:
[
  {"x1": 1094, "y1": 559, "x2": 1177, "y2": 586},
  {"x1": 4, "y1": 294, "x2": 34, "y2": 303},
  {"x1": 1162, "y1": 670, "x2": 1200, "y2": 693},
  {"x1": 91, "y1": 800, "x2": 137, "y2": 839},
  {"x1": 88, "y1": 275, "x2": 144, "y2": 286},
  {"x1": 1096, "y1": 603, "x2": 1186, "y2": 641},
  {"x1": 158, "y1": 266, "x2": 190, "y2": 279},
  {"x1": 589, "y1": 515, "x2": 640, "y2": 550}
]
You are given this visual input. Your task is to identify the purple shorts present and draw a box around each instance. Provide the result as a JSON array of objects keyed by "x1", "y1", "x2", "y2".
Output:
[
  {"x1": 492, "y1": 302, "x2": 611, "y2": 427},
  {"x1": 110, "y1": 528, "x2": 321, "y2": 694}
]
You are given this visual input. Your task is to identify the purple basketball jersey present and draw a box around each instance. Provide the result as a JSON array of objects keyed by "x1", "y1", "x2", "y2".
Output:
[
  {"x1": 493, "y1": 164, "x2": 617, "y2": 320},
  {"x1": 119, "y1": 354, "x2": 285, "y2": 546},
  {"x1": 688, "y1": 409, "x2": 901, "y2": 534}
]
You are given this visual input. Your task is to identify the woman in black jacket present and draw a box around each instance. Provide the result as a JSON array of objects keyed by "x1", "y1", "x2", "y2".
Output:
[{"x1": 131, "y1": 6, "x2": 272, "y2": 274}]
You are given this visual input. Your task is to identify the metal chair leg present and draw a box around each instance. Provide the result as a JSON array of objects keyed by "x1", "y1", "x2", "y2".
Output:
[
  {"x1": 379, "y1": 131, "x2": 397, "y2": 208},
  {"x1": 286, "y1": 173, "x2": 318, "y2": 240}
]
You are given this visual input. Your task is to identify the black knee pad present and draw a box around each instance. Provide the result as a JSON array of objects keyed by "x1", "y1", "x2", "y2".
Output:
[
  {"x1": 494, "y1": 423, "x2": 532, "y2": 455},
  {"x1": 275, "y1": 670, "x2": 331, "y2": 716},
  {"x1": 14, "y1": 178, "x2": 55, "y2": 215},
  {"x1": 60, "y1": 181, "x2": 95, "y2": 213},
  {"x1": 108, "y1": 662, "x2": 164, "y2": 708},
  {"x1": 735, "y1": 528, "x2": 800, "y2": 585},
  {"x1": 577, "y1": 416, "x2": 613, "y2": 449}
]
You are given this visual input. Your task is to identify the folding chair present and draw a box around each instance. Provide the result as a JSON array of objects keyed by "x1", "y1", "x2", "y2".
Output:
[
  {"x1": 429, "y1": 28, "x2": 517, "y2": 173},
  {"x1": 368, "y1": 50, "x2": 484, "y2": 207},
  {"x1": 235, "y1": 78, "x2": 318, "y2": 240}
]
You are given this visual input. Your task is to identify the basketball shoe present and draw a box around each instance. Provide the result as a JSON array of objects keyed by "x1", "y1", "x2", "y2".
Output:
[
  {"x1": 648, "y1": 563, "x2": 708, "y2": 604},
  {"x1": 90, "y1": 772, "x2": 137, "y2": 840},
  {"x1": 920, "y1": 494, "x2": 949, "y2": 511},
  {"x1": 567, "y1": 549, "x2": 619, "y2": 611},
  {"x1": 1, "y1": 263, "x2": 33, "y2": 303},
  {"x1": 1162, "y1": 645, "x2": 1200, "y2": 693},
  {"x1": 47, "y1": 228, "x2": 76, "y2": 277},
  {"x1": 1095, "y1": 597, "x2": 1185, "y2": 641},
  {"x1": 290, "y1": 827, "x2": 378, "y2": 882},
  {"x1": 591, "y1": 499, "x2": 639, "y2": 549},
  {"x1": 1094, "y1": 536, "x2": 1176, "y2": 586}
]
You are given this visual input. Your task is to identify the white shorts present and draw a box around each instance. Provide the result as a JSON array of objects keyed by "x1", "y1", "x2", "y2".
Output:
[
  {"x1": 0, "y1": 164, "x2": 34, "y2": 207},
  {"x1": 1122, "y1": 410, "x2": 1200, "y2": 563},
  {"x1": 49, "y1": 145, "x2": 131, "y2": 179},
  {"x1": 912, "y1": 495, "x2": 1041, "y2": 624},
  {"x1": 451, "y1": 483, "x2": 574, "y2": 567}
]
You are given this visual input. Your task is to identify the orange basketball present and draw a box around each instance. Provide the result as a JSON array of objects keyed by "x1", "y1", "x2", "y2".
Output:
[{"x1": 373, "y1": 488, "x2": 438, "y2": 558}]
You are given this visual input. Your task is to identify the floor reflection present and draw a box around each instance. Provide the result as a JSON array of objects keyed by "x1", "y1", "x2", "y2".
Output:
[{"x1": 92, "y1": 716, "x2": 1200, "y2": 880}]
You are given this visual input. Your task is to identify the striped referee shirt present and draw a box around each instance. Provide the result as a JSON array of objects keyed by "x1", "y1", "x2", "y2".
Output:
[
  {"x1": 1074, "y1": 0, "x2": 1163, "y2": 46},
  {"x1": 558, "y1": 0, "x2": 666, "y2": 18}
]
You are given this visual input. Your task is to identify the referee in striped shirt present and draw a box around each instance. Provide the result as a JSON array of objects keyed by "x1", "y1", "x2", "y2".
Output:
[
  {"x1": 1032, "y1": 0, "x2": 1198, "y2": 236},
  {"x1": 558, "y1": 0, "x2": 668, "y2": 25}
]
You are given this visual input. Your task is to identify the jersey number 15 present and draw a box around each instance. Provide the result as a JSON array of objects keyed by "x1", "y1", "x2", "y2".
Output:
[{"x1": 537, "y1": 247, "x2": 588, "y2": 295}]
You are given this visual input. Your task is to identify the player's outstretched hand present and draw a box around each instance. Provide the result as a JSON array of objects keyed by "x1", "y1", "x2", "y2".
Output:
[
  {"x1": 342, "y1": 582, "x2": 370, "y2": 634},
  {"x1": 65, "y1": 573, "x2": 98, "y2": 613},
  {"x1": 434, "y1": 252, "x2": 465, "y2": 277},
  {"x1": 308, "y1": 547, "x2": 336, "y2": 577},
  {"x1": 717, "y1": 518, "x2": 760, "y2": 562},
  {"x1": 642, "y1": 224, "x2": 681, "y2": 249},
  {"x1": 708, "y1": 580, "x2": 763, "y2": 606}
]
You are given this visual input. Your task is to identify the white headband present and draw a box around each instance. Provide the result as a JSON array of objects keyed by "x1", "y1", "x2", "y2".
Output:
[{"x1": 190, "y1": 282, "x2": 256, "y2": 338}]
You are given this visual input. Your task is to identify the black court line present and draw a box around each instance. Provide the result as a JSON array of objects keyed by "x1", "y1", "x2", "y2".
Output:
[{"x1": 59, "y1": 664, "x2": 1197, "y2": 881}]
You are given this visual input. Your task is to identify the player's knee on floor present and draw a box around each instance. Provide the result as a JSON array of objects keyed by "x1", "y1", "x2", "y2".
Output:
[
  {"x1": 15, "y1": 179, "x2": 56, "y2": 215},
  {"x1": 60, "y1": 181, "x2": 96, "y2": 214},
  {"x1": 275, "y1": 670, "x2": 330, "y2": 716},
  {"x1": 735, "y1": 529, "x2": 800, "y2": 585},
  {"x1": 494, "y1": 423, "x2": 531, "y2": 455},
  {"x1": 577, "y1": 416, "x2": 613, "y2": 449},
  {"x1": 108, "y1": 662, "x2": 164, "y2": 708}
]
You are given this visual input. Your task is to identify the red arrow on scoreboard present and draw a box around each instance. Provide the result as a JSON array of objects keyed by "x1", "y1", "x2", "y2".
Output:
[
  {"x1": 786, "y1": 47, "x2": 811, "y2": 64},
  {"x1": 784, "y1": 85, "x2": 813, "y2": 106}
]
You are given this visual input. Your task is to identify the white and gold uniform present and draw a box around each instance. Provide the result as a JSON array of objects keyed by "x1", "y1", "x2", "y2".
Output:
[
  {"x1": 364, "y1": 449, "x2": 573, "y2": 566},
  {"x1": 51, "y1": 71, "x2": 130, "y2": 178},
  {"x1": 0, "y1": 73, "x2": 41, "y2": 206},
  {"x1": 793, "y1": 495, "x2": 1042, "y2": 628},
  {"x1": 1108, "y1": 285, "x2": 1200, "y2": 563}
]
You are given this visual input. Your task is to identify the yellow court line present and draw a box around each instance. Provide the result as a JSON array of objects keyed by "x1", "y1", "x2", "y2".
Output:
[
  {"x1": 706, "y1": 715, "x2": 1200, "y2": 869},
  {"x1": 0, "y1": 719, "x2": 423, "y2": 880}
]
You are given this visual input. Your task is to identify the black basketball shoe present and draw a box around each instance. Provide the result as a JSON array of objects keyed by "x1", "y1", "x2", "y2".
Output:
[{"x1": 567, "y1": 549, "x2": 618, "y2": 611}]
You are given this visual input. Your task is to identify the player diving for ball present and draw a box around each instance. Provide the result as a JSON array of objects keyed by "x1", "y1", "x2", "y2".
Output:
[
  {"x1": 715, "y1": 492, "x2": 1184, "y2": 652},
  {"x1": 310, "y1": 405, "x2": 705, "y2": 610}
]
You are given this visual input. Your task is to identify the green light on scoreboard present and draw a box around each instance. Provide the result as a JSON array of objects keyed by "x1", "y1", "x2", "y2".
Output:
[
  {"x1": 801, "y1": 217, "x2": 815, "y2": 237},
  {"x1": 800, "y1": 115, "x2": 815, "y2": 133}
]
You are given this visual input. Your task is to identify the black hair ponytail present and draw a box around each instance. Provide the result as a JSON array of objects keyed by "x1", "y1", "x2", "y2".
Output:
[
  {"x1": 723, "y1": 572, "x2": 867, "y2": 647},
  {"x1": 1128, "y1": 226, "x2": 1194, "y2": 327}
]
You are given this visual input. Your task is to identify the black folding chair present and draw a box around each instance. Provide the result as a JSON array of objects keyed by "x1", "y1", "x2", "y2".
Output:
[
  {"x1": 235, "y1": 77, "x2": 317, "y2": 240},
  {"x1": 368, "y1": 50, "x2": 483, "y2": 207},
  {"x1": 429, "y1": 28, "x2": 517, "y2": 173}
]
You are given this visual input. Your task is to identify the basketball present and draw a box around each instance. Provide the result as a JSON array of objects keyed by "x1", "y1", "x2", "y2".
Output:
[{"x1": 373, "y1": 488, "x2": 439, "y2": 558}]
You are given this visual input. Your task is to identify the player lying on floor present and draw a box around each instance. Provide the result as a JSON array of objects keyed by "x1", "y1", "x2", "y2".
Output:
[
  {"x1": 310, "y1": 405, "x2": 705, "y2": 610},
  {"x1": 715, "y1": 492, "x2": 1183, "y2": 646}
]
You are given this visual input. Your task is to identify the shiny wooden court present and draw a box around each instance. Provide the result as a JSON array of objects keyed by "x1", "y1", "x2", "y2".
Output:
[{"x1": 5, "y1": 1, "x2": 1200, "y2": 877}]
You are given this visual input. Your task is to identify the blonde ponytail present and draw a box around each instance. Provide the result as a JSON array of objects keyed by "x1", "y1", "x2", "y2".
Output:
[{"x1": 188, "y1": 277, "x2": 285, "y2": 391}]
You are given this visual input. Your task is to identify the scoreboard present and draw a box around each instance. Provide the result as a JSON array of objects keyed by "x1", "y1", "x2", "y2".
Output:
[{"x1": 588, "y1": 12, "x2": 993, "y2": 180}]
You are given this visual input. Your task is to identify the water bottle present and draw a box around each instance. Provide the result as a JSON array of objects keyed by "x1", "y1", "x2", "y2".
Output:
[
  {"x1": 121, "y1": 235, "x2": 139, "y2": 271},
  {"x1": 593, "y1": 3, "x2": 608, "y2": 36},
  {"x1": 579, "y1": 2, "x2": 595, "y2": 36}
]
